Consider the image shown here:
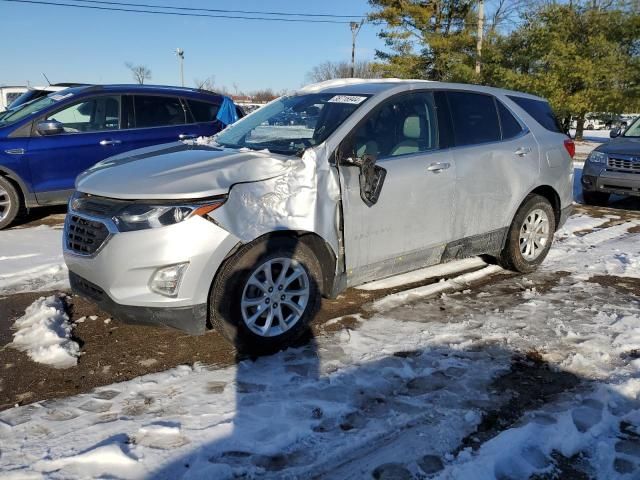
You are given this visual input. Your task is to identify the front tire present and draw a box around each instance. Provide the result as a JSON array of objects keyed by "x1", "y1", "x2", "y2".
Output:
[
  {"x1": 582, "y1": 190, "x2": 610, "y2": 206},
  {"x1": 210, "y1": 237, "x2": 322, "y2": 355},
  {"x1": 499, "y1": 195, "x2": 556, "y2": 273},
  {"x1": 0, "y1": 177, "x2": 21, "y2": 230}
]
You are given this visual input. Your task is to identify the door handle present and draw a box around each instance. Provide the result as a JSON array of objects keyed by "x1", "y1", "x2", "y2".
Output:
[
  {"x1": 514, "y1": 147, "x2": 532, "y2": 157},
  {"x1": 99, "y1": 139, "x2": 122, "y2": 146},
  {"x1": 4, "y1": 148, "x2": 25, "y2": 155},
  {"x1": 427, "y1": 162, "x2": 450, "y2": 173},
  {"x1": 179, "y1": 133, "x2": 197, "y2": 140}
]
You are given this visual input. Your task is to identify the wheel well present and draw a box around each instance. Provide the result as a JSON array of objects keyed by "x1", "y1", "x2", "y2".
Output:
[
  {"x1": 257, "y1": 230, "x2": 337, "y2": 297},
  {"x1": 529, "y1": 185, "x2": 561, "y2": 230},
  {"x1": 0, "y1": 171, "x2": 26, "y2": 211}
]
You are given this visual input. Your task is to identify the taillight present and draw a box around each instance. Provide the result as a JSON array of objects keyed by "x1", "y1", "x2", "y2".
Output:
[{"x1": 563, "y1": 138, "x2": 575, "y2": 159}]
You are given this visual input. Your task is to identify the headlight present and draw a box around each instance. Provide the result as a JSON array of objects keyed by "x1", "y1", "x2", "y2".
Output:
[
  {"x1": 113, "y1": 198, "x2": 225, "y2": 232},
  {"x1": 587, "y1": 151, "x2": 608, "y2": 164}
]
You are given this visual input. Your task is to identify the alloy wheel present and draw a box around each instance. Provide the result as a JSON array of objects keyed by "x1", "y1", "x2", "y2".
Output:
[
  {"x1": 519, "y1": 208, "x2": 550, "y2": 261},
  {"x1": 240, "y1": 257, "x2": 310, "y2": 337},
  {"x1": 0, "y1": 185, "x2": 11, "y2": 223}
]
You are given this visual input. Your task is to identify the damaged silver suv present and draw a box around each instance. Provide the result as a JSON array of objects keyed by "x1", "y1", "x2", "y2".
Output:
[{"x1": 64, "y1": 80, "x2": 574, "y2": 353}]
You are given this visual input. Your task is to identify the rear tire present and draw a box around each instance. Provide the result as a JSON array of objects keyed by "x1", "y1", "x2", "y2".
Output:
[
  {"x1": 0, "y1": 176, "x2": 21, "y2": 230},
  {"x1": 210, "y1": 236, "x2": 322, "y2": 355},
  {"x1": 582, "y1": 190, "x2": 610, "y2": 206},
  {"x1": 499, "y1": 195, "x2": 556, "y2": 273}
]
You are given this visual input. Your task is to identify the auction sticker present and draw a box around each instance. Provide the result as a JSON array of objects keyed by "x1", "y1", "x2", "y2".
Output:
[{"x1": 328, "y1": 95, "x2": 367, "y2": 104}]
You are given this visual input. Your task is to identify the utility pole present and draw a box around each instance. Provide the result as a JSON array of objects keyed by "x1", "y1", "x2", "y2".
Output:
[
  {"x1": 350, "y1": 21, "x2": 364, "y2": 78},
  {"x1": 176, "y1": 48, "x2": 185, "y2": 87},
  {"x1": 475, "y1": 0, "x2": 484, "y2": 75}
]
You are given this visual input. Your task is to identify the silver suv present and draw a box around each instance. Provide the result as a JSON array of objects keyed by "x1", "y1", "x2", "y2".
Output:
[{"x1": 64, "y1": 80, "x2": 574, "y2": 353}]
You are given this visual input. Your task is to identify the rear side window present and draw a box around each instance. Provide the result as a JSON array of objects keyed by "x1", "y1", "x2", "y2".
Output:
[
  {"x1": 187, "y1": 99, "x2": 220, "y2": 123},
  {"x1": 134, "y1": 95, "x2": 186, "y2": 128},
  {"x1": 497, "y1": 101, "x2": 524, "y2": 139},
  {"x1": 507, "y1": 96, "x2": 562, "y2": 133},
  {"x1": 447, "y1": 92, "x2": 500, "y2": 146}
]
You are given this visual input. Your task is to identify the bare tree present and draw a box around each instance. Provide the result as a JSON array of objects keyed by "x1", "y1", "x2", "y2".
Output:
[
  {"x1": 125, "y1": 62, "x2": 152, "y2": 84},
  {"x1": 250, "y1": 89, "x2": 278, "y2": 103},
  {"x1": 306, "y1": 60, "x2": 377, "y2": 83}
]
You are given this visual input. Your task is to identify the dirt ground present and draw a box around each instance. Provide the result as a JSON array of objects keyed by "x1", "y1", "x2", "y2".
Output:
[{"x1": 0, "y1": 258, "x2": 490, "y2": 410}]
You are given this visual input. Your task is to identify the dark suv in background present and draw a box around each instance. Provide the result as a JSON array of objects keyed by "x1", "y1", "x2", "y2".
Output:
[
  {"x1": 0, "y1": 84, "x2": 243, "y2": 229},
  {"x1": 582, "y1": 117, "x2": 640, "y2": 205}
]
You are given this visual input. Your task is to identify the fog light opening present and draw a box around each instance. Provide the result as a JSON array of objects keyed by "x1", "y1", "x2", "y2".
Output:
[{"x1": 149, "y1": 263, "x2": 189, "y2": 297}]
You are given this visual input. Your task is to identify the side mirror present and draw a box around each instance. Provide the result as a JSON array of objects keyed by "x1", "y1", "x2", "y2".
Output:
[
  {"x1": 37, "y1": 120, "x2": 64, "y2": 136},
  {"x1": 610, "y1": 127, "x2": 621, "y2": 138}
]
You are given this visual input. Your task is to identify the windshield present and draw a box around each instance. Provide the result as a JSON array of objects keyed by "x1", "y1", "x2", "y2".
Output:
[
  {"x1": 623, "y1": 117, "x2": 640, "y2": 137},
  {"x1": 215, "y1": 93, "x2": 370, "y2": 155},
  {"x1": 0, "y1": 92, "x2": 72, "y2": 127}
]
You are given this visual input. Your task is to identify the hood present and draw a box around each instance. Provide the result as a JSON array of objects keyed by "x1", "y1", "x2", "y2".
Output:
[
  {"x1": 598, "y1": 137, "x2": 640, "y2": 156},
  {"x1": 75, "y1": 142, "x2": 296, "y2": 200}
]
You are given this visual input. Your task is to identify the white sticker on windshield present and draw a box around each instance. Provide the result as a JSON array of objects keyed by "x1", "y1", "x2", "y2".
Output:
[
  {"x1": 328, "y1": 95, "x2": 367, "y2": 105},
  {"x1": 50, "y1": 93, "x2": 74, "y2": 102}
]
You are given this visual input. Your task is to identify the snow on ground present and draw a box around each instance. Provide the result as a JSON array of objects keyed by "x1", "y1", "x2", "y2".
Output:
[
  {"x1": 1, "y1": 213, "x2": 640, "y2": 479},
  {"x1": 357, "y1": 257, "x2": 488, "y2": 291},
  {"x1": 0, "y1": 225, "x2": 68, "y2": 295},
  {"x1": 10, "y1": 295, "x2": 79, "y2": 369}
]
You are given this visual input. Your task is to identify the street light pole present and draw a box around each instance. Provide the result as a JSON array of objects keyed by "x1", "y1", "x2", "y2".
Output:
[
  {"x1": 176, "y1": 48, "x2": 185, "y2": 87},
  {"x1": 350, "y1": 21, "x2": 364, "y2": 78}
]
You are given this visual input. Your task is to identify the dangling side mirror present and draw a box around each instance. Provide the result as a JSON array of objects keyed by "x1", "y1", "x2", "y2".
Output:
[{"x1": 356, "y1": 154, "x2": 386, "y2": 207}]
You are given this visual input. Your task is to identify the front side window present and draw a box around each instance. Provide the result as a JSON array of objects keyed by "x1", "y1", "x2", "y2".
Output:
[
  {"x1": 447, "y1": 92, "x2": 501, "y2": 146},
  {"x1": 348, "y1": 92, "x2": 438, "y2": 159},
  {"x1": 215, "y1": 93, "x2": 370, "y2": 156},
  {"x1": 134, "y1": 95, "x2": 186, "y2": 128},
  {"x1": 46, "y1": 96, "x2": 120, "y2": 133},
  {"x1": 187, "y1": 99, "x2": 220, "y2": 123}
]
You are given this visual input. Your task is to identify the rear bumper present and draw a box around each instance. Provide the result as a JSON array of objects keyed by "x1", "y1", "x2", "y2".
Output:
[{"x1": 70, "y1": 271, "x2": 208, "y2": 334}]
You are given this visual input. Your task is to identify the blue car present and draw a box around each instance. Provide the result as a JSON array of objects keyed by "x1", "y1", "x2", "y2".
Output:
[{"x1": 0, "y1": 84, "x2": 242, "y2": 229}]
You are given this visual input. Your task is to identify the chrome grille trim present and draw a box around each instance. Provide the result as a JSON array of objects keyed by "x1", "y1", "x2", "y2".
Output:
[{"x1": 607, "y1": 154, "x2": 640, "y2": 173}]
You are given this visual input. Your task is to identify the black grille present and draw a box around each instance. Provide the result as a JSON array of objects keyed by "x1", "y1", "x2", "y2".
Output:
[
  {"x1": 608, "y1": 157, "x2": 640, "y2": 172},
  {"x1": 65, "y1": 215, "x2": 110, "y2": 255}
]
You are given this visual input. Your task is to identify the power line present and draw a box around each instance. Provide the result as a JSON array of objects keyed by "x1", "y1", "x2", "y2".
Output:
[
  {"x1": 1, "y1": 0, "x2": 366, "y2": 23},
  {"x1": 70, "y1": 0, "x2": 364, "y2": 19}
]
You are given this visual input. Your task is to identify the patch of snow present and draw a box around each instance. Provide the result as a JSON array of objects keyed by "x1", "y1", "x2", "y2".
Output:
[
  {"x1": 547, "y1": 219, "x2": 640, "y2": 279},
  {"x1": 0, "y1": 226, "x2": 67, "y2": 294},
  {"x1": 555, "y1": 213, "x2": 609, "y2": 238},
  {"x1": 357, "y1": 257, "x2": 488, "y2": 291},
  {"x1": 372, "y1": 265, "x2": 504, "y2": 311},
  {"x1": 10, "y1": 295, "x2": 79, "y2": 369}
]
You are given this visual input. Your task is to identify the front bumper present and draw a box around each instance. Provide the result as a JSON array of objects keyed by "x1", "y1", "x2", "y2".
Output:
[
  {"x1": 64, "y1": 213, "x2": 240, "y2": 334},
  {"x1": 70, "y1": 271, "x2": 208, "y2": 334},
  {"x1": 582, "y1": 161, "x2": 640, "y2": 197}
]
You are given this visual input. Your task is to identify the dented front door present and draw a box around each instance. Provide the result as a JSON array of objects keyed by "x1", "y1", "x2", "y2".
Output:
[{"x1": 337, "y1": 91, "x2": 457, "y2": 286}]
